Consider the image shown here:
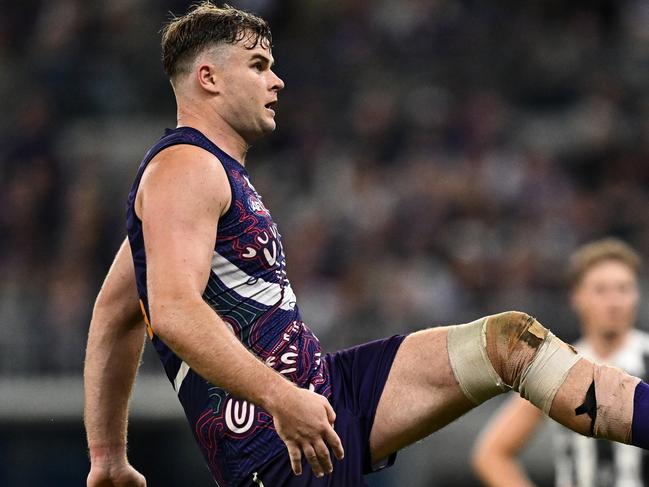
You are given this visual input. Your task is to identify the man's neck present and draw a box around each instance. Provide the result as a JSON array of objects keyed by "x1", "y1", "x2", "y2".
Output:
[
  {"x1": 586, "y1": 329, "x2": 631, "y2": 360},
  {"x1": 176, "y1": 106, "x2": 249, "y2": 165}
]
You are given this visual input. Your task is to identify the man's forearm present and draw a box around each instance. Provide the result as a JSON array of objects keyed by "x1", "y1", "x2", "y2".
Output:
[
  {"x1": 474, "y1": 455, "x2": 535, "y2": 487},
  {"x1": 151, "y1": 296, "x2": 294, "y2": 412},
  {"x1": 84, "y1": 310, "x2": 145, "y2": 461},
  {"x1": 84, "y1": 238, "x2": 146, "y2": 463}
]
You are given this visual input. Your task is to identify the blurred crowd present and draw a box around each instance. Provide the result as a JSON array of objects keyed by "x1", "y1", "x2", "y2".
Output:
[{"x1": 3, "y1": 0, "x2": 649, "y2": 375}]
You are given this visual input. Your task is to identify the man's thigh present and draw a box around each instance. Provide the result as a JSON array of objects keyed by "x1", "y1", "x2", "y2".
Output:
[{"x1": 369, "y1": 327, "x2": 475, "y2": 464}]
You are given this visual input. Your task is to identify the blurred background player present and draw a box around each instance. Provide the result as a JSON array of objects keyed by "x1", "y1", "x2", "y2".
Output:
[{"x1": 472, "y1": 238, "x2": 649, "y2": 487}]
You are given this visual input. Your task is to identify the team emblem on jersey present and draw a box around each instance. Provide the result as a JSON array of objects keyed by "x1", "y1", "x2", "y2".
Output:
[{"x1": 247, "y1": 195, "x2": 270, "y2": 217}]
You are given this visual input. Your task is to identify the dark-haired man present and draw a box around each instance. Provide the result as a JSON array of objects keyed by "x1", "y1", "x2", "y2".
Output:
[{"x1": 84, "y1": 4, "x2": 649, "y2": 487}]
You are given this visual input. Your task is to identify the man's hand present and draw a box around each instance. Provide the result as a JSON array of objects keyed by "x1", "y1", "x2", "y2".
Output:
[
  {"x1": 270, "y1": 387, "x2": 345, "y2": 478},
  {"x1": 87, "y1": 461, "x2": 146, "y2": 487}
]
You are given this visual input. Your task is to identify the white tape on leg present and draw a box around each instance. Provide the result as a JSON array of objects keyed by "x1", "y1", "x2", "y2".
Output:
[
  {"x1": 446, "y1": 317, "x2": 509, "y2": 405},
  {"x1": 518, "y1": 333, "x2": 581, "y2": 414}
]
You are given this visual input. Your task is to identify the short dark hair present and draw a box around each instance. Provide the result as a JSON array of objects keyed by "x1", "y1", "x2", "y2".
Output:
[
  {"x1": 161, "y1": 2, "x2": 272, "y2": 80},
  {"x1": 568, "y1": 238, "x2": 642, "y2": 289}
]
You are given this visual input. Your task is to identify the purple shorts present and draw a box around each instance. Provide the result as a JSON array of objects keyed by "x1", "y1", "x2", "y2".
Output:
[{"x1": 239, "y1": 334, "x2": 406, "y2": 487}]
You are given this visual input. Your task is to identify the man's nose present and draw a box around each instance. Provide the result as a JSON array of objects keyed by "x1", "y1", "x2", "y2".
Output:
[{"x1": 271, "y1": 71, "x2": 285, "y2": 91}]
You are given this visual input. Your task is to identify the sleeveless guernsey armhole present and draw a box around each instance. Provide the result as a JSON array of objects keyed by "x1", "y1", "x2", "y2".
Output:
[
  {"x1": 211, "y1": 154, "x2": 238, "y2": 229},
  {"x1": 171, "y1": 126, "x2": 244, "y2": 229},
  {"x1": 130, "y1": 131, "x2": 240, "y2": 229}
]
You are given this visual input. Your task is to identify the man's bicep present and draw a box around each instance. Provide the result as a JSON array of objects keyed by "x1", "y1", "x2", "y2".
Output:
[{"x1": 140, "y1": 146, "x2": 230, "y2": 314}]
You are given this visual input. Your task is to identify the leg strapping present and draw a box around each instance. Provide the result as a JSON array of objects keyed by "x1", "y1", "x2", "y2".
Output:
[{"x1": 575, "y1": 380, "x2": 597, "y2": 436}]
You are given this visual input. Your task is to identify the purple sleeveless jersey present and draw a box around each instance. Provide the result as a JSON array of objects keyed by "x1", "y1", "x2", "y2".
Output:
[{"x1": 126, "y1": 127, "x2": 330, "y2": 486}]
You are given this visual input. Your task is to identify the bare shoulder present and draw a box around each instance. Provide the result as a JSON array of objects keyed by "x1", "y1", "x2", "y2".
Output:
[{"x1": 137, "y1": 144, "x2": 231, "y2": 217}]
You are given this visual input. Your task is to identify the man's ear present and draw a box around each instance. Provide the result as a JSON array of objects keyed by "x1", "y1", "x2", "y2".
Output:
[{"x1": 197, "y1": 63, "x2": 221, "y2": 95}]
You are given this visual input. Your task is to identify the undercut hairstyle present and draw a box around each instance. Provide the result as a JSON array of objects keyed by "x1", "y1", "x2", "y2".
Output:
[
  {"x1": 568, "y1": 238, "x2": 642, "y2": 289},
  {"x1": 161, "y1": 2, "x2": 272, "y2": 80}
]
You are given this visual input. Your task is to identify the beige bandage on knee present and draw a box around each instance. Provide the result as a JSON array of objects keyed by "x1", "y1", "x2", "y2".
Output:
[
  {"x1": 447, "y1": 312, "x2": 581, "y2": 413},
  {"x1": 446, "y1": 317, "x2": 508, "y2": 404}
]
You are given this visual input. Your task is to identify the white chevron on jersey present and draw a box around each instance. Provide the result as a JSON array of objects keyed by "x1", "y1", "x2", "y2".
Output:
[
  {"x1": 174, "y1": 361, "x2": 190, "y2": 393},
  {"x1": 210, "y1": 251, "x2": 296, "y2": 311}
]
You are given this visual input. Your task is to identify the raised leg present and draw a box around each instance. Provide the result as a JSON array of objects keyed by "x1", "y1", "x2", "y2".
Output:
[
  {"x1": 370, "y1": 312, "x2": 648, "y2": 465},
  {"x1": 369, "y1": 327, "x2": 473, "y2": 464}
]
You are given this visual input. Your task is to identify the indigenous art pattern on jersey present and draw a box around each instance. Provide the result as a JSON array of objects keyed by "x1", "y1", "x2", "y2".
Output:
[{"x1": 126, "y1": 127, "x2": 330, "y2": 486}]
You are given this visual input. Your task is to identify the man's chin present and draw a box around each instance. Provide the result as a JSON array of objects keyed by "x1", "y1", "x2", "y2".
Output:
[
  {"x1": 243, "y1": 123, "x2": 276, "y2": 143},
  {"x1": 601, "y1": 329, "x2": 622, "y2": 343},
  {"x1": 255, "y1": 120, "x2": 277, "y2": 136}
]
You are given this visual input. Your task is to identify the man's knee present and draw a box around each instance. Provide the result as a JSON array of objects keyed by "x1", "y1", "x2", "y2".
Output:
[
  {"x1": 447, "y1": 311, "x2": 580, "y2": 412},
  {"x1": 483, "y1": 311, "x2": 549, "y2": 388}
]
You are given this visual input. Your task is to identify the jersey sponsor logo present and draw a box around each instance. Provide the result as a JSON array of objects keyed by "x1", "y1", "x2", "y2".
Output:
[{"x1": 224, "y1": 398, "x2": 255, "y2": 434}]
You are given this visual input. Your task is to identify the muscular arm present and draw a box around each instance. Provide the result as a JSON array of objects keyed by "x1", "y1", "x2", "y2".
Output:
[
  {"x1": 84, "y1": 238, "x2": 147, "y2": 485},
  {"x1": 471, "y1": 396, "x2": 544, "y2": 487},
  {"x1": 140, "y1": 144, "x2": 289, "y2": 410},
  {"x1": 139, "y1": 145, "x2": 343, "y2": 477}
]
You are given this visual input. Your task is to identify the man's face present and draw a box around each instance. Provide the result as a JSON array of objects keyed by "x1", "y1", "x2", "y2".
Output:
[
  {"x1": 213, "y1": 39, "x2": 284, "y2": 142},
  {"x1": 572, "y1": 260, "x2": 639, "y2": 342}
]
